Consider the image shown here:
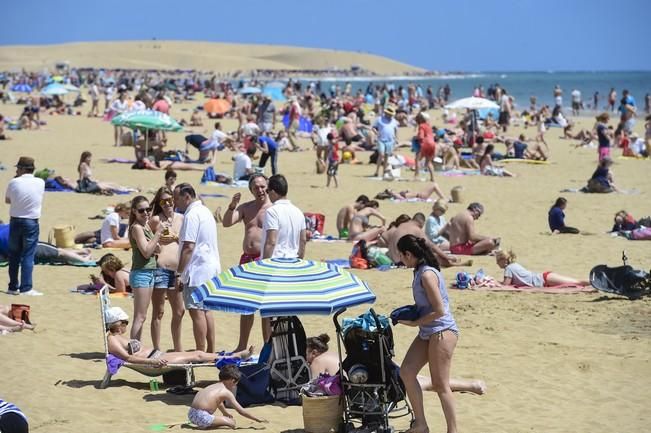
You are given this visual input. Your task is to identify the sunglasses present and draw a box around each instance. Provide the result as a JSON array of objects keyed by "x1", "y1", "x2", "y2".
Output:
[
  {"x1": 159, "y1": 198, "x2": 173, "y2": 206},
  {"x1": 136, "y1": 207, "x2": 152, "y2": 214}
]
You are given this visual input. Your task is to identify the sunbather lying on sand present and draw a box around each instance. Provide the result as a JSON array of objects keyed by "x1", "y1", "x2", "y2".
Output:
[
  {"x1": 495, "y1": 250, "x2": 589, "y2": 288},
  {"x1": 376, "y1": 181, "x2": 447, "y2": 202},
  {"x1": 0, "y1": 305, "x2": 35, "y2": 333},
  {"x1": 105, "y1": 307, "x2": 253, "y2": 366}
]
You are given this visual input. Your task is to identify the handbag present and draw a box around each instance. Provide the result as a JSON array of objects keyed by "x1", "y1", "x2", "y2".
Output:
[
  {"x1": 234, "y1": 363, "x2": 275, "y2": 407},
  {"x1": 10, "y1": 304, "x2": 31, "y2": 325}
]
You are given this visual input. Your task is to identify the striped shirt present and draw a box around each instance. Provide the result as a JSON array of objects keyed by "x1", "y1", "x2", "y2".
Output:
[{"x1": 0, "y1": 399, "x2": 27, "y2": 421}]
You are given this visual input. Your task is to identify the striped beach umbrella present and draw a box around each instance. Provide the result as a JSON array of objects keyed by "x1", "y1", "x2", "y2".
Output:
[{"x1": 191, "y1": 258, "x2": 376, "y2": 317}]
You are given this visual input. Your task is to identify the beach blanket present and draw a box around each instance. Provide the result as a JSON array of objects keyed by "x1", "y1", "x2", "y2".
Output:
[
  {"x1": 311, "y1": 234, "x2": 346, "y2": 242},
  {"x1": 441, "y1": 169, "x2": 481, "y2": 177},
  {"x1": 617, "y1": 155, "x2": 649, "y2": 161},
  {"x1": 501, "y1": 159, "x2": 550, "y2": 165}
]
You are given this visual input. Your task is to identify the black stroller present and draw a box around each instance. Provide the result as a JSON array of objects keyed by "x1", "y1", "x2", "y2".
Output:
[
  {"x1": 333, "y1": 308, "x2": 413, "y2": 433},
  {"x1": 590, "y1": 251, "x2": 651, "y2": 299}
]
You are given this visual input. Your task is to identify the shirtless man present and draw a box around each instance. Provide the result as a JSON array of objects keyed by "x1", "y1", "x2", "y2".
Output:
[
  {"x1": 335, "y1": 194, "x2": 369, "y2": 238},
  {"x1": 221, "y1": 174, "x2": 272, "y2": 351},
  {"x1": 440, "y1": 202, "x2": 499, "y2": 255},
  {"x1": 381, "y1": 216, "x2": 471, "y2": 268}
]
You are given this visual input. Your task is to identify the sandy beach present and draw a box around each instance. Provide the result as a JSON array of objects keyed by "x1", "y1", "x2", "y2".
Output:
[{"x1": 1, "y1": 48, "x2": 650, "y2": 433}]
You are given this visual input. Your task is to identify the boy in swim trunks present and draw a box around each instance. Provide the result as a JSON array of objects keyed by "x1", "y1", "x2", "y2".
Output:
[{"x1": 188, "y1": 365, "x2": 268, "y2": 429}]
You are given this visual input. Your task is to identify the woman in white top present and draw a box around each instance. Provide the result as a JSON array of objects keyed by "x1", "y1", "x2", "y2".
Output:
[
  {"x1": 100, "y1": 203, "x2": 131, "y2": 249},
  {"x1": 424, "y1": 199, "x2": 450, "y2": 250}
]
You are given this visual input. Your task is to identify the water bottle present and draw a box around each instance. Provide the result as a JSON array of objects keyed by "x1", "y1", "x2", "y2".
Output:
[{"x1": 149, "y1": 379, "x2": 159, "y2": 392}]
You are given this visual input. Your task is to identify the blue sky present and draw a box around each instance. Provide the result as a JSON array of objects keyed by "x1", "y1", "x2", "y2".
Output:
[{"x1": 2, "y1": 0, "x2": 650, "y2": 71}]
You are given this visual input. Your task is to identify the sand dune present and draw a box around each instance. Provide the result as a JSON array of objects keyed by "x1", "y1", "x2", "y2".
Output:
[
  {"x1": 0, "y1": 41, "x2": 424, "y2": 74},
  {"x1": 0, "y1": 87, "x2": 650, "y2": 433}
]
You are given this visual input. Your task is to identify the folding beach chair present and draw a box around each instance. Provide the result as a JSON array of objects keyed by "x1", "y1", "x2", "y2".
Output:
[{"x1": 98, "y1": 286, "x2": 212, "y2": 389}]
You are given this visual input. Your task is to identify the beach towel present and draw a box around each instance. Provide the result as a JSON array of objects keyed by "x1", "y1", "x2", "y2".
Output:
[
  {"x1": 203, "y1": 181, "x2": 249, "y2": 188},
  {"x1": 464, "y1": 284, "x2": 596, "y2": 294},
  {"x1": 324, "y1": 259, "x2": 351, "y2": 268},
  {"x1": 501, "y1": 159, "x2": 550, "y2": 165},
  {"x1": 441, "y1": 169, "x2": 481, "y2": 177},
  {"x1": 560, "y1": 187, "x2": 640, "y2": 195},
  {"x1": 311, "y1": 235, "x2": 346, "y2": 243}
]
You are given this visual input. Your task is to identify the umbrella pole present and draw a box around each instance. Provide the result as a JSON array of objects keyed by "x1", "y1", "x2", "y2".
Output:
[{"x1": 145, "y1": 129, "x2": 149, "y2": 158}]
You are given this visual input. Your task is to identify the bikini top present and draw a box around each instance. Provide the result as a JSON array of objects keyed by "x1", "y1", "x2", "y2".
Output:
[{"x1": 127, "y1": 339, "x2": 141, "y2": 355}]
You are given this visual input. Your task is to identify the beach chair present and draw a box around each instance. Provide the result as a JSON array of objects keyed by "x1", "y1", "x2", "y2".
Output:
[{"x1": 98, "y1": 286, "x2": 212, "y2": 389}]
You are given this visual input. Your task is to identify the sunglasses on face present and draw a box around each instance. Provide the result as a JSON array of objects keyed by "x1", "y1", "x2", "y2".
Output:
[
  {"x1": 159, "y1": 198, "x2": 173, "y2": 206},
  {"x1": 136, "y1": 207, "x2": 152, "y2": 214}
]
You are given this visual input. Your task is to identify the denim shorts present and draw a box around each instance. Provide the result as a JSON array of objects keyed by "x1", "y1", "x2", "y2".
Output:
[
  {"x1": 377, "y1": 139, "x2": 394, "y2": 156},
  {"x1": 129, "y1": 268, "x2": 156, "y2": 289},
  {"x1": 183, "y1": 286, "x2": 205, "y2": 310},
  {"x1": 154, "y1": 268, "x2": 177, "y2": 289}
]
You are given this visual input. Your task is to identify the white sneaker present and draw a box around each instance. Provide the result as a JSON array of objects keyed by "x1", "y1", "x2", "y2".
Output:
[
  {"x1": 21, "y1": 290, "x2": 44, "y2": 296},
  {"x1": 6, "y1": 289, "x2": 19, "y2": 296}
]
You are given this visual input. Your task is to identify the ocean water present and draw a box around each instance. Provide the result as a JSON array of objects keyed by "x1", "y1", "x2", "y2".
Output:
[{"x1": 294, "y1": 71, "x2": 651, "y2": 112}]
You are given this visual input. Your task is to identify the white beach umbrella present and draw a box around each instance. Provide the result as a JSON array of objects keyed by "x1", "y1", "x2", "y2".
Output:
[{"x1": 445, "y1": 97, "x2": 499, "y2": 110}]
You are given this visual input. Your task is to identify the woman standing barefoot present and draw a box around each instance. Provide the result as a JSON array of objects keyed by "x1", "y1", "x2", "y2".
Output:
[
  {"x1": 149, "y1": 187, "x2": 185, "y2": 351},
  {"x1": 128, "y1": 196, "x2": 163, "y2": 342},
  {"x1": 397, "y1": 234, "x2": 459, "y2": 433}
]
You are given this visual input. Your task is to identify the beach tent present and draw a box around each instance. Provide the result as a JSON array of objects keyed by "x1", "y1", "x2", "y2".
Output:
[{"x1": 263, "y1": 87, "x2": 286, "y2": 102}]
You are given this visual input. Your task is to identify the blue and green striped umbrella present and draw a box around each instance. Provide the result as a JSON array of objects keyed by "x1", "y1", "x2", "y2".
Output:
[
  {"x1": 111, "y1": 109, "x2": 182, "y2": 132},
  {"x1": 191, "y1": 258, "x2": 375, "y2": 317}
]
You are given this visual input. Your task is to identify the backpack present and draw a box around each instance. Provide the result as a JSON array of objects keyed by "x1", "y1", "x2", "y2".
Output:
[
  {"x1": 303, "y1": 213, "x2": 325, "y2": 240},
  {"x1": 349, "y1": 240, "x2": 369, "y2": 269},
  {"x1": 456, "y1": 272, "x2": 471, "y2": 289}
]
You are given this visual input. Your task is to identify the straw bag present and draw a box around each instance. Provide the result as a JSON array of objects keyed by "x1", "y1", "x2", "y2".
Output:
[
  {"x1": 302, "y1": 394, "x2": 343, "y2": 433},
  {"x1": 48, "y1": 224, "x2": 76, "y2": 248}
]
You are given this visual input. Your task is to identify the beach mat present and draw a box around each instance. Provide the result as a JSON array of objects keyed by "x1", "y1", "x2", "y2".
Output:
[
  {"x1": 102, "y1": 157, "x2": 136, "y2": 164},
  {"x1": 441, "y1": 169, "x2": 481, "y2": 177},
  {"x1": 390, "y1": 197, "x2": 433, "y2": 203},
  {"x1": 0, "y1": 260, "x2": 97, "y2": 268},
  {"x1": 202, "y1": 181, "x2": 248, "y2": 188}
]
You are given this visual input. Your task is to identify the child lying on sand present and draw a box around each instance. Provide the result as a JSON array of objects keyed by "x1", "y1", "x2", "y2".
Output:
[{"x1": 188, "y1": 365, "x2": 268, "y2": 429}]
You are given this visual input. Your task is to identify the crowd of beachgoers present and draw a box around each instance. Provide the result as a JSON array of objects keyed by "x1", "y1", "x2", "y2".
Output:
[{"x1": 1, "y1": 63, "x2": 649, "y2": 433}]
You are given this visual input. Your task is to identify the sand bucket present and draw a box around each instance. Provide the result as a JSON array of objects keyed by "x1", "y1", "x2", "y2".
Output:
[
  {"x1": 49, "y1": 225, "x2": 75, "y2": 248},
  {"x1": 302, "y1": 394, "x2": 343, "y2": 433},
  {"x1": 451, "y1": 186, "x2": 464, "y2": 203}
]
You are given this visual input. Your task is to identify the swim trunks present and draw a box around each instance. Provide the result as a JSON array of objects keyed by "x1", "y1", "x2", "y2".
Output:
[
  {"x1": 188, "y1": 407, "x2": 215, "y2": 428},
  {"x1": 239, "y1": 252, "x2": 260, "y2": 265},
  {"x1": 450, "y1": 241, "x2": 475, "y2": 256}
]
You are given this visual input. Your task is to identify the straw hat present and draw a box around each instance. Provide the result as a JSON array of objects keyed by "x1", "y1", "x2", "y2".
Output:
[
  {"x1": 384, "y1": 106, "x2": 396, "y2": 116},
  {"x1": 15, "y1": 156, "x2": 35, "y2": 169},
  {"x1": 433, "y1": 199, "x2": 448, "y2": 213}
]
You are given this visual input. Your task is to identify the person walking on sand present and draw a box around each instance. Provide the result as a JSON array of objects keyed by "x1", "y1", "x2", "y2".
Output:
[
  {"x1": 175, "y1": 183, "x2": 221, "y2": 353},
  {"x1": 396, "y1": 234, "x2": 459, "y2": 433},
  {"x1": 440, "y1": 203, "x2": 500, "y2": 256},
  {"x1": 5, "y1": 157, "x2": 45, "y2": 296},
  {"x1": 373, "y1": 106, "x2": 399, "y2": 178},
  {"x1": 220, "y1": 174, "x2": 272, "y2": 351}
]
